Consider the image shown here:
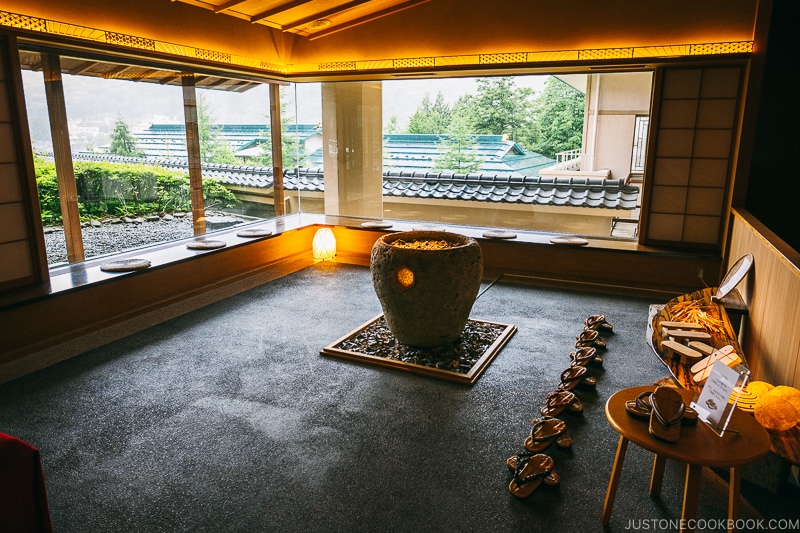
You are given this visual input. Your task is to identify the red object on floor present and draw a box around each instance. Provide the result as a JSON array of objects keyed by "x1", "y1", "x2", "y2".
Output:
[{"x1": 0, "y1": 432, "x2": 54, "y2": 533}]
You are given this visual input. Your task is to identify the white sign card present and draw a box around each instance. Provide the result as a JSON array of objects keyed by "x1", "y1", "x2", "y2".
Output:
[{"x1": 691, "y1": 359, "x2": 748, "y2": 436}]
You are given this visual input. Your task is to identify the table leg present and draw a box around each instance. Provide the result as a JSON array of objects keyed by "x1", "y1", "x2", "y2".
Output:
[
  {"x1": 681, "y1": 463, "x2": 702, "y2": 533},
  {"x1": 650, "y1": 453, "x2": 666, "y2": 497},
  {"x1": 602, "y1": 435, "x2": 629, "y2": 526},
  {"x1": 728, "y1": 467, "x2": 741, "y2": 533}
]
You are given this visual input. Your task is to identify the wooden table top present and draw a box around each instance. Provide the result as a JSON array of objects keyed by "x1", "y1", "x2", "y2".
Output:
[{"x1": 606, "y1": 386, "x2": 771, "y2": 469}]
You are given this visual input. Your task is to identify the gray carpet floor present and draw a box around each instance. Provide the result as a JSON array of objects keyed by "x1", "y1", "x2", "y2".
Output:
[{"x1": 1, "y1": 262, "x2": 798, "y2": 532}]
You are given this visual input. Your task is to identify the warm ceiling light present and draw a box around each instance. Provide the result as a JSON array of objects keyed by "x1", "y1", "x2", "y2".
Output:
[{"x1": 307, "y1": 19, "x2": 331, "y2": 29}]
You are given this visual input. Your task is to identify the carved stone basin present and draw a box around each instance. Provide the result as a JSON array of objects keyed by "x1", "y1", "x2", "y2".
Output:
[{"x1": 370, "y1": 230, "x2": 483, "y2": 347}]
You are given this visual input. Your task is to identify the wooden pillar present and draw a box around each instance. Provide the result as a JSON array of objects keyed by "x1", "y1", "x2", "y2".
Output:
[
  {"x1": 41, "y1": 53, "x2": 84, "y2": 262},
  {"x1": 269, "y1": 83, "x2": 285, "y2": 216},
  {"x1": 182, "y1": 74, "x2": 206, "y2": 235}
]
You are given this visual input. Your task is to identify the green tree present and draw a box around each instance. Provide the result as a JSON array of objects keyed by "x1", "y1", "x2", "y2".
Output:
[
  {"x1": 470, "y1": 77, "x2": 533, "y2": 141},
  {"x1": 433, "y1": 108, "x2": 484, "y2": 173},
  {"x1": 108, "y1": 117, "x2": 142, "y2": 157},
  {"x1": 524, "y1": 77, "x2": 585, "y2": 159},
  {"x1": 250, "y1": 88, "x2": 309, "y2": 169},
  {"x1": 385, "y1": 115, "x2": 399, "y2": 134},
  {"x1": 407, "y1": 92, "x2": 451, "y2": 134},
  {"x1": 197, "y1": 93, "x2": 239, "y2": 164}
]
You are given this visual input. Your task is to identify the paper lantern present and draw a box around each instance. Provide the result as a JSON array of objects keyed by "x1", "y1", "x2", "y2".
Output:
[{"x1": 312, "y1": 228, "x2": 336, "y2": 261}]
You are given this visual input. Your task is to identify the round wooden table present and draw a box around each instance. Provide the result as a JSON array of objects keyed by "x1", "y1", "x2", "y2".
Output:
[{"x1": 603, "y1": 385, "x2": 770, "y2": 533}]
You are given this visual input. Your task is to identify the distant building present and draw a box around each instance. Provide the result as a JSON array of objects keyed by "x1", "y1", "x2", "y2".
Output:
[{"x1": 132, "y1": 125, "x2": 555, "y2": 176}]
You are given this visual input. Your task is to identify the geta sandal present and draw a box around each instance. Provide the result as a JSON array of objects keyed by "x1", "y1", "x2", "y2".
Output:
[
  {"x1": 540, "y1": 390, "x2": 584, "y2": 417},
  {"x1": 625, "y1": 390, "x2": 698, "y2": 425},
  {"x1": 524, "y1": 417, "x2": 573, "y2": 452},
  {"x1": 585, "y1": 314, "x2": 614, "y2": 333},
  {"x1": 506, "y1": 451, "x2": 561, "y2": 488},
  {"x1": 649, "y1": 386, "x2": 685, "y2": 442},
  {"x1": 509, "y1": 453, "x2": 559, "y2": 498},
  {"x1": 569, "y1": 346, "x2": 604, "y2": 367},
  {"x1": 557, "y1": 366, "x2": 597, "y2": 391},
  {"x1": 576, "y1": 328, "x2": 607, "y2": 349}
]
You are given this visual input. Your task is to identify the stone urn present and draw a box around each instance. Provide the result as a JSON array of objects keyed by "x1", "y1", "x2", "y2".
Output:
[{"x1": 370, "y1": 230, "x2": 483, "y2": 347}]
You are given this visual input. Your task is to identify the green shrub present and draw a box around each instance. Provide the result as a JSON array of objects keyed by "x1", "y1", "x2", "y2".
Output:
[{"x1": 34, "y1": 160, "x2": 241, "y2": 223}]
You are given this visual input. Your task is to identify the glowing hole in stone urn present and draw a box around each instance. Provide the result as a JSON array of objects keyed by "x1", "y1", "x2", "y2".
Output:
[
  {"x1": 395, "y1": 267, "x2": 415, "y2": 289},
  {"x1": 370, "y1": 230, "x2": 483, "y2": 347}
]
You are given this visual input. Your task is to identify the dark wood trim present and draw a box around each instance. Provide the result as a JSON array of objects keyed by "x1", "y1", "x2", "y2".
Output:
[{"x1": 1, "y1": 33, "x2": 49, "y2": 283}]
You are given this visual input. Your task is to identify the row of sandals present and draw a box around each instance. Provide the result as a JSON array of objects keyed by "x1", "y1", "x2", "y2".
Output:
[{"x1": 507, "y1": 314, "x2": 614, "y2": 498}]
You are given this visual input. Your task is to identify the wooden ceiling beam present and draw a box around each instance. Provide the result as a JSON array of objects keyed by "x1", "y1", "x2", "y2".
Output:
[
  {"x1": 213, "y1": 0, "x2": 250, "y2": 13},
  {"x1": 250, "y1": 0, "x2": 316, "y2": 23},
  {"x1": 66, "y1": 60, "x2": 96, "y2": 76},
  {"x1": 281, "y1": 0, "x2": 373, "y2": 31},
  {"x1": 307, "y1": 0, "x2": 429, "y2": 39}
]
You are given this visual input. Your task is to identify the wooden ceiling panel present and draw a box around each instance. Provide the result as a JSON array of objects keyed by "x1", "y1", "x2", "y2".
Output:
[
  {"x1": 173, "y1": 0, "x2": 430, "y2": 37},
  {"x1": 18, "y1": 50, "x2": 264, "y2": 92}
]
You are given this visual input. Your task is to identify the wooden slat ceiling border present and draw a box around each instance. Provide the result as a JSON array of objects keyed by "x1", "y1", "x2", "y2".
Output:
[
  {"x1": 173, "y1": 0, "x2": 431, "y2": 37},
  {"x1": 17, "y1": 49, "x2": 265, "y2": 92}
]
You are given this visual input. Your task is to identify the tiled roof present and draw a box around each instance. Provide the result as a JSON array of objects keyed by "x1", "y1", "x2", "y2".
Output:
[
  {"x1": 128, "y1": 127, "x2": 556, "y2": 176},
  {"x1": 69, "y1": 154, "x2": 637, "y2": 210}
]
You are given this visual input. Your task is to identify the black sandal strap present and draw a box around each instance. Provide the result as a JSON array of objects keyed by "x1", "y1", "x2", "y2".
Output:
[{"x1": 513, "y1": 457, "x2": 553, "y2": 486}]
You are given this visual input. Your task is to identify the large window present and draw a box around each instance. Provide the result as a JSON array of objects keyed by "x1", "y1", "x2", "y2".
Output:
[
  {"x1": 375, "y1": 72, "x2": 651, "y2": 237},
  {"x1": 22, "y1": 50, "x2": 653, "y2": 270},
  {"x1": 21, "y1": 54, "x2": 277, "y2": 267}
]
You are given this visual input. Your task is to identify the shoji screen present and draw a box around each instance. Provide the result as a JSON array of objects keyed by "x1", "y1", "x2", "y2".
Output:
[
  {"x1": 644, "y1": 65, "x2": 743, "y2": 249},
  {"x1": 0, "y1": 33, "x2": 46, "y2": 289}
]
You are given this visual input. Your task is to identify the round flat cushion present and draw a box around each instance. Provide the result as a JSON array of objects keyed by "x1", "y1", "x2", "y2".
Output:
[
  {"x1": 100, "y1": 258, "x2": 151, "y2": 272},
  {"x1": 361, "y1": 221, "x2": 393, "y2": 229},
  {"x1": 412, "y1": 225, "x2": 447, "y2": 232},
  {"x1": 754, "y1": 396, "x2": 799, "y2": 431},
  {"x1": 483, "y1": 230, "x2": 517, "y2": 239},
  {"x1": 237, "y1": 228, "x2": 273, "y2": 238},
  {"x1": 186, "y1": 239, "x2": 227, "y2": 250},
  {"x1": 748, "y1": 381, "x2": 774, "y2": 397},
  {"x1": 550, "y1": 236, "x2": 589, "y2": 246}
]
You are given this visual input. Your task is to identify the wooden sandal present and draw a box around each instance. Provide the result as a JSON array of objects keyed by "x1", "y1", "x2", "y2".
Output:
[
  {"x1": 585, "y1": 314, "x2": 614, "y2": 333},
  {"x1": 569, "y1": 346, "x2": 603, "y2": 367},
  {"x1": 625, "y1": 390, "x2": 653, "y2": 420},
  {"x1": 649, "y1": 386, "x2": 685, "y2": 442},
  {"x1": 576, "y1": 328, "x2": 607, "y2": 350},
  {"x1": 540, "y1": 390, "x2": 584, "y2": 417},
  {"x1": 557, "y1": 366, "x2": 597, "y2": 391},
  {"x1": 626, "y1": 390, "x2": 698, "y2": 425},
  {"x1": 524, "y1": 417, "x2": 573, "y2": 452},
  {"x1": 508, "y1": 453, "x2": 559, "y2": 498},
  {"x1": 506, "y1": 451, "x2": 561, "y2": 488}
]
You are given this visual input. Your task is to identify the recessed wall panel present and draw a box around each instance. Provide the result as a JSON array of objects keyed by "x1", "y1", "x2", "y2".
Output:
[
  {"x1": 656, "y1": 129, "x2": 695, "y2": 157},
  {"x1": 696, "y1": 99, "x2": 737, "y2": 129},
  {"x1": 0, "y1": 163, "x2": 23, "y2": 203},
  {"x1": 647, "y1": 213, "x2": 684, "y2": 241},
  {"x1": 0, "y1": 241, "x2": 33, "y2": 281},
  {"x1": 700, "y1": 68, "x2": 741, "y2": 98},
  {"x1": 653, "y1": 158, "x2": 691, "y2": 186},
  {"x1": 662, "y1": 69, "x2": 701, "y2": 99},
  {"x1": 650, "y1": 185, "x2": 688, "y2": 213},
  {"x1": 659, "y1": 100, "x2": 698, "y2": 128},
  {"x1": 693, "y1": 129, "x2": 733, "y2": 159},
  {"x1": 683, "y1": 215, "x2": 721, "y2": 244},
  {"x1": 689, "y1": 159, "x2": 729, "y2": 187},
  {"x1": 686, "y1": 187, "x2": 725, "y2": 216}
]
